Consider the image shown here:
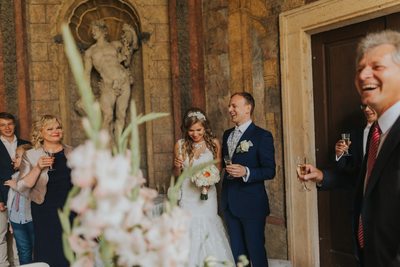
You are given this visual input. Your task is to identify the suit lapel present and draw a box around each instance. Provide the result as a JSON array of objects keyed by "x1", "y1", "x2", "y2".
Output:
[
  {"x1": 0, "y1": 140, "x2": 12, "y2": 162},
  {"x1": 365, "y1": 115, "x2": 400, "y2": 196},
  {"x1": 356, "y1": 127, "x2": 364, "y2": 160}
]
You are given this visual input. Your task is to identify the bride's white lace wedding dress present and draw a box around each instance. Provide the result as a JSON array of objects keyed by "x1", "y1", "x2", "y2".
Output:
[{"x1": 180, "y1": 146, "x2": 234, "y2": 266}]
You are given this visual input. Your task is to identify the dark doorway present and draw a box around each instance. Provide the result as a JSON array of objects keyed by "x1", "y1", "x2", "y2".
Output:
[{"x1": 311, "y1": 13, "x2": 400, "y2": 267}]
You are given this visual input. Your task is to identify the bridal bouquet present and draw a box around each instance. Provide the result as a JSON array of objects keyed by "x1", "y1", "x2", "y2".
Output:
[{"x1": 191, "y1": 165, "x2": 220, "y2": 200}]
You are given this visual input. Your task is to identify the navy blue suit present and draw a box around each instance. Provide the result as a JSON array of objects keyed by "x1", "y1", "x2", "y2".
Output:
[
  {"x1": 221, "y1": 123, "x2": 275, "y2": 267},
  {"x1": 0, "y1": 138, "x2": 30, "y2": 203}
]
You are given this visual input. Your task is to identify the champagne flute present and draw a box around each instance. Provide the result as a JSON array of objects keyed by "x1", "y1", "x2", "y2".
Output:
[
  {"x1": 296, "y1": 156, "x2": 310, "y2": 192},
  {"x1": 44, "y1": 150, "x2": 55, "y2": 171},
  {"x1": 341, "y1": 133, "x2": 351, "y2": 156},
  {"x1": 224, "y1": 155, "x2": 233, "y2": 179},
  {"x1": 177, "y1": 140, "x2": 184, "y2": 170}
]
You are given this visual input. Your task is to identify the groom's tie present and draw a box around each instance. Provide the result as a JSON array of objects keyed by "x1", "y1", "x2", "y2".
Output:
[{"x1": 228, "y1": 127, "x2": 241, "y2": 158}]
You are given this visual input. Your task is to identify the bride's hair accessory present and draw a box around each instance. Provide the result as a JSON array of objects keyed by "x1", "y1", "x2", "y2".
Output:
[{"x1": 187, "y1": 111, "x2": 206, "y2": 121}]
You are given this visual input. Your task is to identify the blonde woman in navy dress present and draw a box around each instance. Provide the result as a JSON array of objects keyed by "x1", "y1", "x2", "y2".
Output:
[{"x1": 17, "y1": 115, "x2": 72, "y2": 267}]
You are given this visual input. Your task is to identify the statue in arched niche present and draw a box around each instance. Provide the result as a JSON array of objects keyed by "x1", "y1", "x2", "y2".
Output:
[{"x1": 84, "y1": 20, "x2": 139, "y2": 139}]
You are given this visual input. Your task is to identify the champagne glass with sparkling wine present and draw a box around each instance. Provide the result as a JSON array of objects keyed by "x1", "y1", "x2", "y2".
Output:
[
  {"x1": 45, "y1": 150, "x2": 55, "y2": 171},
  {"x1": 296, "y1": 156, "x2": 310, "y2": 192},
  {"x1": 224, "y1": 155, "x2": 233, "y2": 179},
  {"x1": 341, "y1": 133, "x2": 351, "y2": 156}
]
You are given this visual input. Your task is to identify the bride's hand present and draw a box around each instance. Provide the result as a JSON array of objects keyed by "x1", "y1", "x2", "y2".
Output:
[{"x1": 174, "y1": 157, "x2": 184, "y2": 169}]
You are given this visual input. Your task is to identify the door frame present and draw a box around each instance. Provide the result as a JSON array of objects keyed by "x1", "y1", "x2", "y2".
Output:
[{"x1": 279, "y1": 0, "x2": 400, "y2": 266}]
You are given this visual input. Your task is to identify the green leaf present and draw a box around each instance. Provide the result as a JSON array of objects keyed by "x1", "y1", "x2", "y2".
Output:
[
  {"x1": 99, "y1": 236, "x2": 115, "y2": 267},
  {"x1": 62, "y1": 232, "x2": 75, "y2": 263},
  {"x1": 130, "y1": 101, "x2": 140, "y2": 176},
  {"x1": 137, "y1": 112, "x2": 169, "y2": 124},
  {"x1": 58, "y1": 209, "x2": 71, "y2": 234}
]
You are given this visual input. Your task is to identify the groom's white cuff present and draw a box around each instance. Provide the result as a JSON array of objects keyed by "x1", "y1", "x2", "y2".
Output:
[{"x1": 242, "y1": 167, "x2": 250, "y2": 182}]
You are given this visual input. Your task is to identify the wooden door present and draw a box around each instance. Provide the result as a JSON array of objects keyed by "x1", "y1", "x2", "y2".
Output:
[{"x1": 311, "y1": 13, "x2": 400, "y2": 267}]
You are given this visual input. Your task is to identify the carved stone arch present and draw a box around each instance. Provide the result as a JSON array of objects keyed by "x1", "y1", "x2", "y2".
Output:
[
  {"x1": 52, "y1": 0, "x2": 149, "y2": 177},
  {"x1": 55, "y1": 0, "x2": 143, "y2": 34},
  {"x1": 67, "y1": 0, "x2": 142, "y2": 50}
]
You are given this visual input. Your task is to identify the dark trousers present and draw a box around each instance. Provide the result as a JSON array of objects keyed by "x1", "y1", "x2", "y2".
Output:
[{"x1": 224, "y1": 207, "x2": 268, "y2": 267}]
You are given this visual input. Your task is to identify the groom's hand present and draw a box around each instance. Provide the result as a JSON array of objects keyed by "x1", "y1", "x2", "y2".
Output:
[{"x1": 226, "y1": 164, "x2": 247, "y2": 178}]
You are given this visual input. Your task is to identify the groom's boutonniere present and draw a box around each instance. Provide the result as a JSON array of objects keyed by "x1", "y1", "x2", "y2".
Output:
[{"x1": 236, "y1": 140, "x2": 253, "y2": 153}]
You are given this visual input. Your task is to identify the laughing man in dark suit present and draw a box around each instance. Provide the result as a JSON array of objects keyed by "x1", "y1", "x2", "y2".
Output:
[
  {"x1": 351, "y1": 30, "x2": 400, "y2": 267},
  {"x1": 221, "y1": 92, "x2": 276, "y2": 267}
]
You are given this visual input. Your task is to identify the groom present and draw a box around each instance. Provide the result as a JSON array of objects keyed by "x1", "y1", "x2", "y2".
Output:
[{"x1": 221, "y1": 92, "x2": 276, "y2": 267}]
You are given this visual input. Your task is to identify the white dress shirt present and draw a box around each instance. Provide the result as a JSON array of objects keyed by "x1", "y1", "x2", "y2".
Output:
[
  {"x1": 376, "y1": 101, "x2": 400, "y2": 153},
  {"x1": 0, "y1": 134, "x2": 17, "y2": 159}
]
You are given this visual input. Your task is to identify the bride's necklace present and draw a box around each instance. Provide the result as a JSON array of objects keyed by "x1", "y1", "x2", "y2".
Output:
[{"x1": 193, "y1": 141, "x2": 205, "y2": 150}]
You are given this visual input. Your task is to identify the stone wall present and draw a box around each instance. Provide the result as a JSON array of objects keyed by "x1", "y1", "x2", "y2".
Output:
[
  {"x1": 0, "y1": 1, "x2": 19, "y2": 116},
  {"x1": 27, "y1": 0, "x2": 61, "y2": 119}
]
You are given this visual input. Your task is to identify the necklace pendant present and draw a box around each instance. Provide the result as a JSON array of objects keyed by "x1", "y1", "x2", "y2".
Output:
[{"x1": 193, "y1": 141, "x2": 204, "y2": 150}]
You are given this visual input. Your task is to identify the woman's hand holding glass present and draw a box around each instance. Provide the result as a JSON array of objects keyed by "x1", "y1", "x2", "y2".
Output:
[
  {"x1": 37, "y1": 155, "x2": 55, "y2": 170},
  {"x1": 45, "y1": 151, "x2": 56, "y2": 171},
  {"x1": 174, "y1": 154, "x2": 184, "y2": 170}
]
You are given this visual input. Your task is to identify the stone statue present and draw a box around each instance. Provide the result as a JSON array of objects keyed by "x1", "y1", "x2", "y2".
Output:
[{"x1": 84, "y1": 20, "x2": 138, "y2": 139}]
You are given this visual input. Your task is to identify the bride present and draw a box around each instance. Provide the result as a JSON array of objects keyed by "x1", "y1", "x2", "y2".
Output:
[{"x1": 173, "y1": 108, "x2": 234, "y2": 266}]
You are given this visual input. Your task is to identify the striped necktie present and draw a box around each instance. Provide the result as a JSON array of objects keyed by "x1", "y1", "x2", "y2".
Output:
[
  {"x1": 358, "y1": 122, "x2": 381, "y2": 248},
  {"x1": 228, "y1": 128, "x2": 241, "y2": 158}
]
